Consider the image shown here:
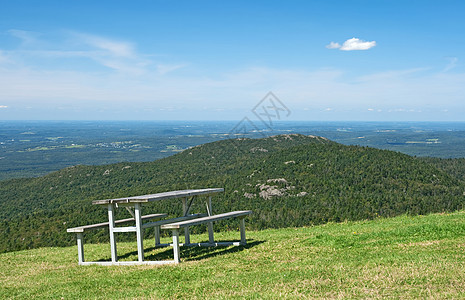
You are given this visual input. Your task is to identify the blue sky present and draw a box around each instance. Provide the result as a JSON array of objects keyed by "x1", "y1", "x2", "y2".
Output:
[{"x1": 0, "y1": 0, "x2": 464, "y2": 121}]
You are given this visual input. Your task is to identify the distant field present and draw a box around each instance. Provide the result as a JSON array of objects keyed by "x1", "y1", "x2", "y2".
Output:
[
  {"x1": 1, "y1": 211, "x2": 465, "y2": 299},
  {"x1": 1, "y1": 121, "x2": 465, "y2": 180}
]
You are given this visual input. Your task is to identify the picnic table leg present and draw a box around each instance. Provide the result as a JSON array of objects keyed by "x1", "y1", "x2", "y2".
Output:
[
  {"x1": 240, "y1": 217, "x2": 247, "y2": 245},
  {"x1": 76, "y1": 232, "x2": 85, "y2": 264},
  {"x1": 108, "y1": 203, "x2": 118, "y2": 263},
  {"x1": 182, "y1": 197, "x2": 191, "y2": 245},
  {"x1": 154, "y1": 225, "x2": 161, "y2": 246},
  {"x1": 134, "y1": 203, "x2": 144, "y2": 262},
  {"x1": 207, "y1": 196, "x2": 214, "y2": 243},
  {"x1": 172, "y1": 229, "x2": 181, "y2": 264}
]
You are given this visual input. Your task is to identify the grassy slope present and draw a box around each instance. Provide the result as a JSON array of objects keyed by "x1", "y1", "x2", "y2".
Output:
[{"x1": 2, "y1": 211, "x2": 465, "y2": 299}]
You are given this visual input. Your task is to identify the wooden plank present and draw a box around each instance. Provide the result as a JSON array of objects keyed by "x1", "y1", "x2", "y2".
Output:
[
  {"x1": 112, "y1": 227, "x2": 137, "y2": 233},
  {"x1": 67, "y1": 213, "x2": 167, "y2": 233},
  {"x1": 92, "y1": 188, "x2": 224, "y2": 205},
  {"x1": 153, "y1": 241, "x2": 243, "y2": 248},
  {"x1": 161, "y1": 211, "x2": 252, "y2": 229},
  {"x1": 141, "y1": 213, "x2": 207, "y2": 229},
  {"x1": 79, "y1": 261, "x2": 176, "y2": 266},
  {"x1": 186, "y1": 241, "x2": 243, "y2": 247}
]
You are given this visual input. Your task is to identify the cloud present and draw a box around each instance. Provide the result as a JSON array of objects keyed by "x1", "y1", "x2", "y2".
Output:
[
  {"x1": 1, "y1": 30, "x2": 464, "y2": 121},
  {"x1": 73, "y1": 33, "x2": 135, "y2": 58},
  {"x1": 2, "y1": 30, "x2": 186, "y2": 76},
  {"x1": 327, "y1": 38, "x2": 376, "y2": 51},
  {"x1": 340, "y1": 38, "x2": 376, "y2": 51},
  {"x1": 326, "y1": 42, "x2": 341, "y2": 49},
  {"x1": 8, "y1": 29, "x2": 39, "y2": 45},
  {"x1": 443, "y1": 57, "x2": 458, "y2": 72}
]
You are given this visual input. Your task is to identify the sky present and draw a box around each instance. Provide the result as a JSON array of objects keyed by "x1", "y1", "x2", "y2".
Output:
[{"x1": 0, "y1": 0, "x2": 464, "y2": 121}]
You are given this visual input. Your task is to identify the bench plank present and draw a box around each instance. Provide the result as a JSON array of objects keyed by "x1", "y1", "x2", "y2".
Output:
[
  {"x1": 142, "y1": 213, "x2": 207, "y2": 229},
  {"x1": 161, "y1": 211, "x2": 252, "y2": 229},
  {"x1": 67, "y1": 213, "x2": 167, "y2": 233}
]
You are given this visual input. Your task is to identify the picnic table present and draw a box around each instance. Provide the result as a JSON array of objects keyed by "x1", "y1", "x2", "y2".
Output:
[{"x1": 67, "y1": 188, "x2": 252, "y2": 265}]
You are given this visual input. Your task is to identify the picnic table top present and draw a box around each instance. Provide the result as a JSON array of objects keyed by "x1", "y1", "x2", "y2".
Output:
[{"x1": 92, "y1": 188, "x2": 224, "y2": 205}]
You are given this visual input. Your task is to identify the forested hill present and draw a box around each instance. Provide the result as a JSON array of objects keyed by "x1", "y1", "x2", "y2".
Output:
[{"x1": 1, "y1": 134, "x2": 464, "y2": 253}]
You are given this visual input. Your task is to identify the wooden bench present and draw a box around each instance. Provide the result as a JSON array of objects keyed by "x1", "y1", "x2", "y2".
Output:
[
  {"x1": 67, "y1": 213, "x2": 167, "y2": 264},
  {"x1": 142, "y1": 213, "x2": 207, "y2": 246},
  {"x1": 161, "y1": 210, "x2": 252, "y2": 263}
]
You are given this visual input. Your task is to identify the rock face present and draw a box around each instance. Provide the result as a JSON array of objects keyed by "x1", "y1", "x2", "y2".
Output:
[
  {"x1": 250, "y1": 147, "x2": 269, "y2": 153},
  {"x1": 267, "y1": 178, "x2": 288, "y2": 184},
  {"x1": 243, "y1": 178, "x2": 299, "y2": 200},
  {"x1": 255, "y1": 178, "x2": 292, "y2": 200},
  {"x1": 258, "y1": 184, "x2": 285, "y2": 200}
]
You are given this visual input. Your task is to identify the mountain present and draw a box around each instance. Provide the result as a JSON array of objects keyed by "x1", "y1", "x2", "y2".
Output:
[{"x1": 1, "y1": 134, "x2": 464, "y2": 253}]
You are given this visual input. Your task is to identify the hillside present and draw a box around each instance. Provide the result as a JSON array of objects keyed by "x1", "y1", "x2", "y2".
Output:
[
  {"x1": 1, "y1": 134, "x2": 464, "y2": 253},
  {"x1": 1, "y1": 211, "x2": 465, "y2": 299}
]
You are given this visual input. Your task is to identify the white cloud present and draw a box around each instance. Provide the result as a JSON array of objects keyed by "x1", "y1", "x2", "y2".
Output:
[
  {"x1": 73, "y1": 33, "x2": 135, "y2": 58},
  {"x1": 327, "y1": 38, "x2": 376, "y2": 51},
  {"x1": 2, "y1": 30, "x2": 186, "y2": 76},
  {"x1": 326, "y1": 42, "x2": 341, "y2": 49},
  {"x1": 340, "y1": 38, "x2": 376, "y2": 51},
  {"x1": 1, "y1": 30, "x2": 464, "y2": 120},
  {"x1": 443, "y1": 57, "x2": 458, "y2": 72},
  {"x1": 1, "y1": 64, "x2": 464, "y2": 114},
  {"x1": 8, "y1": 29, "x2": 39, "y2": 45}
]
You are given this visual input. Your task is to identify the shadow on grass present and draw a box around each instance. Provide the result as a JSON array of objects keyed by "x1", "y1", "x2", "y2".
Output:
[{"x1": 97, "y1": 239, "x2": 264, "y2": 262}]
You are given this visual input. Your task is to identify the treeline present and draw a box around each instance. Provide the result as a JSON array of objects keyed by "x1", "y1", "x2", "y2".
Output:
[{"x1": 0, "y1": 134, "x2": 464, "y2": 253}]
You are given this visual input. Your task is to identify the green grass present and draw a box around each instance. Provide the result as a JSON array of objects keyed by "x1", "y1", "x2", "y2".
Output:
[{"x1": 2, "y1": 211, "x2": 465, "y2": 299}]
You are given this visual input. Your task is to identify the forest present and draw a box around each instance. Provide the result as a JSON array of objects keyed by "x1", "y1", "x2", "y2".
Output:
[{"x1": 1, "y1": 134, "x2": 464, "y2": 253}]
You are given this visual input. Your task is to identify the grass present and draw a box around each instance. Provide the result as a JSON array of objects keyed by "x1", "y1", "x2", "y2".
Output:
[{"x1": 2, "y1": 211, "x2": 465, "y2": 299}]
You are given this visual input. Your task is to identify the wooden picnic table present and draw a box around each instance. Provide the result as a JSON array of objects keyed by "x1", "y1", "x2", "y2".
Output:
[
  {"x1": 68, "y1": 188, "x2": 252, "y2": 265},
  {"x1": 91, "y1": 188, "x2": 224, "y2": 265}
]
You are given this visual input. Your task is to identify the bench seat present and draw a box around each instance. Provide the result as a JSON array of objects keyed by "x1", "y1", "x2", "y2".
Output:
[
  {"x1": 142, "y1": 213, "x2": 207, "y2": 229},
  {"x1": 161, "y1": 210, "x2": 252, "y2": 229},
  {"x1": 161, "y1": 210, "x2": 252, "y2": 263},
  {"x1": 67, "y1": 213, "x2": 168, "y2": 233}
]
